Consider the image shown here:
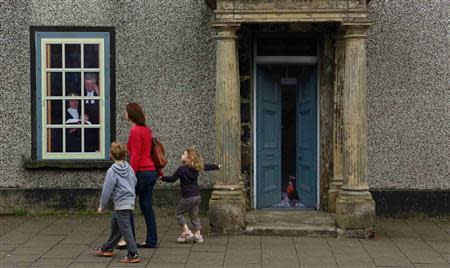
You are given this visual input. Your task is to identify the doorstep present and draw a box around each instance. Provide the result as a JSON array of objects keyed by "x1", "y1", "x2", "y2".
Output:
[{"x1": 245, "y1": 209, "x2": 338, "y2": 237}]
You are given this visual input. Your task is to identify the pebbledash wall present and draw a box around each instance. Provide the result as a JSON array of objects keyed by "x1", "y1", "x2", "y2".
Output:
[{"x1": 0, "y1": 0, "x2": 449, "y2": 214}]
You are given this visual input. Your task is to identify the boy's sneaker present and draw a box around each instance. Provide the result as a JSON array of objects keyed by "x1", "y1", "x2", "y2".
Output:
[
  {"x1": 94, "y1": 247, "x2": 114, "y2": 257},
  {"x1": 190, "y1": 233, "x2": 204, "y2": 243},
  {"x1": 176, "y1": 230, "x2": 193, "y2": 243},
  {"x1": 119, "y1": 253, "x2": 140, "y2": 263}
]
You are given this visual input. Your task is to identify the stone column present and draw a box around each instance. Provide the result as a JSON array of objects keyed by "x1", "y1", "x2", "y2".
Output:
[
  {"x1": 336, "y1": 22, "x2": 376, "y2": 236},
  {"x1": 208, "y1": 23, "x2": 245, "y2": 235},
  {"x1": 328, "y1": 32, "x2": 345, "y2": 213}
]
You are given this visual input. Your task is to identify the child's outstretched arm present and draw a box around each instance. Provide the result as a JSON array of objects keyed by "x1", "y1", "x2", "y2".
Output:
[
  {"x1": 160, "y1": 167, "x2": 183, "y2": 183},
  {"x1": 204, "y1": 164, "x2": 221, "y2": 171}
]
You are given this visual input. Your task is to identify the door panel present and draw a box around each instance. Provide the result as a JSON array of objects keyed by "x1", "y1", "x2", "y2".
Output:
[
  {"x1": 296, "y1": 66, "x2": 318, "y2": 208},
  {"x1": 257, "y1": 65, "x2": 282, "y2": 208}
]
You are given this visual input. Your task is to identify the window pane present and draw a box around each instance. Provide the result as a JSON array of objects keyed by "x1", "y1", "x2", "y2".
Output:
[
  {"x1": 84, "y1": 44, "x2": 99, "y2": 68},
  {"x1": 84, "y1": 72, "x2": 100, "y2": 97},
  {"x1": 66, "y1": 72, "x2": 81, "y2": 96},
  {"x1": 83, "y1": 99, "x2": 100, "y2": 125},
  {"x1": 46, "y1": 72, "x2": 62, "y2": 96},
  {"x1": 65, "y1": 44, "x2": 81, "y2": 68},
  {"x1": 85, "y1": 128, "x2": 100, "y2": 152},
  {"x1": 66, "y1": 128, "x2": 81, "y2": 152},
  {"x1": 46, "y1": 100, "x2": 63, "y2": 125},
  {"x1": 46, "y1": 44, "x2": 62, "y2": 68},
  {"x1": 47, "y1": 128, "x2": 63, "y2": 152}
]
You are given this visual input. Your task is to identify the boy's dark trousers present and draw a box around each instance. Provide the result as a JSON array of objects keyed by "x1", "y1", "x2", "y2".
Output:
[{"x1": 103, "y1": 210, "x2": 137, "y2": 254}]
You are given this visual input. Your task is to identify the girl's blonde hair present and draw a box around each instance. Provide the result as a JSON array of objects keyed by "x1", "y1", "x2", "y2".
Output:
[{"x1": 184, "y1": 148, "x2": 204, "y2": 172}]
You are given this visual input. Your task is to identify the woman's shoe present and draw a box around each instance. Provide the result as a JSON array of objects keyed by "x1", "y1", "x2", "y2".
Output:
[
  {"x1": 116, "y1": 240, "x2": 126, "y2": 249},
  {"x1": 137, "y1": 242, "x2": 157, "y2": 248}
]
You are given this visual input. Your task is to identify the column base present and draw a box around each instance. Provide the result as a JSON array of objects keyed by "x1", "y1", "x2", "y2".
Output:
[
  {"x1": 327, "y1": 189, "x2": 340, "y2": 213},
  {"x1": 336, "y1": 189, "x2": 375, "y2": 234},
  {"x1": 208, "y1": 185, "x2": 245, "y2": 235},
  {"x1": 327, "y1": 178, "x2": 343, "y2": 213}
]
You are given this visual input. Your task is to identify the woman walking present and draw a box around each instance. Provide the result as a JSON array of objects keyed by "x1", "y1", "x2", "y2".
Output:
[{"x1": 125, "y1": 102, "x2": 159, "y2": 248}]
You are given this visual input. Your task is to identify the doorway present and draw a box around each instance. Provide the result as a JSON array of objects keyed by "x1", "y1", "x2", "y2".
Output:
[{"x1": 255, "y1": 63, "x2": 318, "y2": 209}]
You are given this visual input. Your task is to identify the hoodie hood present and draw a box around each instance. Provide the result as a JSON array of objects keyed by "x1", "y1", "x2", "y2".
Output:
[
  {"x1": 111, "y1": 162, "x2": 132, "y2": 179},
  {"x1": 99, "y1": 161, "x2": 137, "y2": 211}
]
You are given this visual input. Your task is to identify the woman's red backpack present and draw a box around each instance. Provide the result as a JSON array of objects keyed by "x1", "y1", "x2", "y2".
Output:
[{"x1": 151, "y1": 137, "x2": 168, "y2": 169}]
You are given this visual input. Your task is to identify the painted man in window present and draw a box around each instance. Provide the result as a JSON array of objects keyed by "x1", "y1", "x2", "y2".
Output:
[{"x1": 84, "y1": 73, "x2": 100, "y2": 152}]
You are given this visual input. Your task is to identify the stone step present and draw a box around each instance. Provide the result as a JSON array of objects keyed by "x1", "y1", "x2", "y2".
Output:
[{"x1": 244, "y1": 209, "x2": 338, "y2": 237}]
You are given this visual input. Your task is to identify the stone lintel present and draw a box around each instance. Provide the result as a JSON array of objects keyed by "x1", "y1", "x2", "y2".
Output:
[
  {"x1": 214, "y1": 10, "x2": 368, "y2": 24},
  {"x1": 213, "y1": 0, "x2": 366, "y2": 11}
]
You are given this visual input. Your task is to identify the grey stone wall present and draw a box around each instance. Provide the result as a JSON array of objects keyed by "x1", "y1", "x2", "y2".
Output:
[
  {"x1": 0, "y1": 0, "x2": 216, "y2": 188},
  {"x1": 367, "y1": 0, "x2": 450, "y2": 190}
]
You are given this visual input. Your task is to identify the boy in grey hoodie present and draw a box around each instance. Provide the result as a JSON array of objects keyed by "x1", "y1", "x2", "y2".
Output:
[{"x1": 95, "y1": 142, "x2": 140, "y2": 263}]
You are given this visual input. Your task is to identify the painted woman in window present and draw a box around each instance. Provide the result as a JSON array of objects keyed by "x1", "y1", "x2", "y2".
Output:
[{"x1": 66, "y1": 93, "x2": 90, "y2": 152}]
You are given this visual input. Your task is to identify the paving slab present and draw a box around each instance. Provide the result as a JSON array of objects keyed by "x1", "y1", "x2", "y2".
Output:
[
  {"x1": 427, "y1": 240, "x2": 450, "y2": 254},
  {"x1": 224, "y1": 248, "x2": 261, "y2": 267},
  {"x1": 191, "y1": 236, "x2": 228, "y2": 252},
  {"x1": 69, "y1": 263, "x2": 110, "y2": 268},
  {"x1": 261, "y1": 237, "x2": 299, "y2": 268},
  {"x1": 30, "y1": 257, "x2": 74, "y2": 267},
  {"x1": 41, "y1": 244, "x2": 87, "y2": 259},
  {"x1": 185, "y1": 251, "x2": 225, "y2": 268},
  {"x1": 440, "y1": 253, "x2": 450, "y2": 263},
  {"x1": 21, "y1": 234, "x2": 66, "y2": 248},
  {"x1": 228, "y1": 235, "x2": 261, "y2": 249}
]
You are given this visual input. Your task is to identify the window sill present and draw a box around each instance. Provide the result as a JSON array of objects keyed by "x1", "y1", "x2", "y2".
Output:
[{"x1": 24, "y1": 160, "x2": 113, "y2": 169}]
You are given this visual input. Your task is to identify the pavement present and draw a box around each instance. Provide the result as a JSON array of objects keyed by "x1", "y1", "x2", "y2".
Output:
[{"x1": 0, "y1": 211, "x2": 449, "y2": 268}]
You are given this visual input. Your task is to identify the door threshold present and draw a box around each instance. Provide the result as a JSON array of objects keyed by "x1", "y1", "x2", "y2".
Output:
[{"x1": 260, "y1": 207, "x2": 315, "y2": 211}]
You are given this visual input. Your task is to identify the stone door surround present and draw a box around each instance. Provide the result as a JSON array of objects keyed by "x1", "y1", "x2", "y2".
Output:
[{"x1": 206, "y1": 0, "x2": 375, "y2": 237}]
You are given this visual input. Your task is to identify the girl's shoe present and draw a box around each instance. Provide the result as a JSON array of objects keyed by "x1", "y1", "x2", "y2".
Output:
[
  {"x1": 190, "y1": 233, "x2": 204, "y2": 243},
  {"x1": 119, "y1": 253, "x2": 141, "y2": 263},
  {"x1": 94, "y1": 247, "x2": 114, "y2": 257},
  {"x1": 176, "y1": 230, "x2": 193, "y2": 243}
]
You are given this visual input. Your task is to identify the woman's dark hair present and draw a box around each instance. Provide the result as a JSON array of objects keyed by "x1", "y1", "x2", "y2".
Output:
[{"x1": 126, "y1": 103, "x2": 146, "y2": 126}]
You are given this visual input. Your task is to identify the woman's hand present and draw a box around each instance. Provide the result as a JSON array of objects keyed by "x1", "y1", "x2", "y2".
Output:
[
  {"x1": 97, "y1": 208, "x2": 104, "y2": 214},
  {"x1": 218, "y1": 165, "x2": 222, "y2": 169},
  {"x1": 68, "y1": 128, "x2": 78, "y2": 134}
]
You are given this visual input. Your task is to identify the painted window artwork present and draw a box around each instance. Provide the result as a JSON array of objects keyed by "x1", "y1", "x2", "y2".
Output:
[{"x1": 35, "y1": 31, "x2": 111, "y2": 160}]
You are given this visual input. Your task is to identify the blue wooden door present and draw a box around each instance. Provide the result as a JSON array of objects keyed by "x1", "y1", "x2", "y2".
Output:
[
  {"x1": 256, "y1": 65, "x2": 282, "y2": 208},
  {"x1": 296, "y1": 66, "x2": 318, "y2": 208}
]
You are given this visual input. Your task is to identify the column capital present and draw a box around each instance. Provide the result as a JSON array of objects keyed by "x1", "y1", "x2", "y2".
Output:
[
  {"x1": 332, "y1": 31, "x2": 346, "y2": 48},
  {"x1": 212, "y1": 22, "x2": 240, "y2": 40},
  {"x1": 342, "y1": 21, "x2": 372, "y2": 39}
]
